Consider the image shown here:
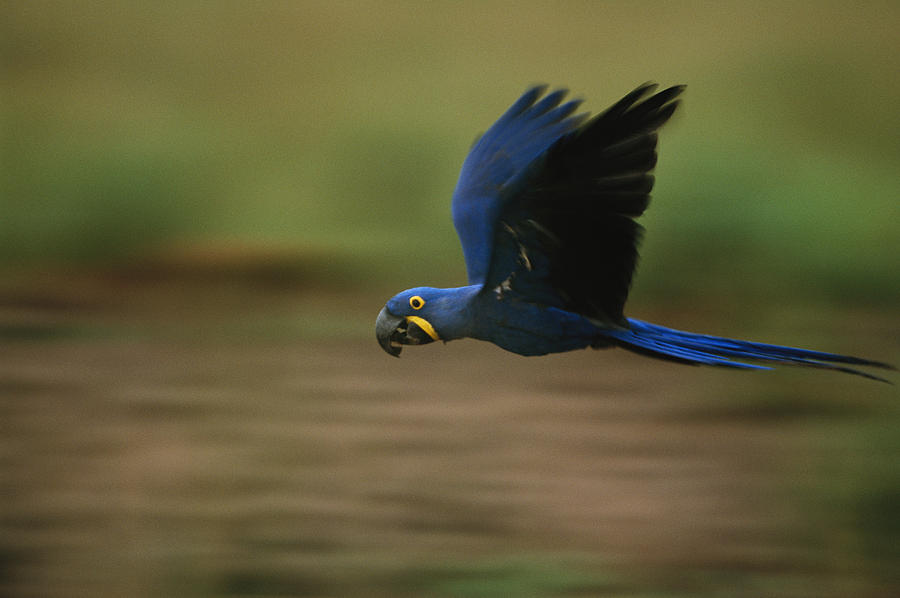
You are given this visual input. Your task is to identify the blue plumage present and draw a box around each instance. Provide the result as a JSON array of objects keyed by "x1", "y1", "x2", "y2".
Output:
[
  {"x1": 375, "y1": 83, "x2": 892, "y2": 382},
  {"x1": 451, "y1": 86, "x2": 586, "y2": 285}
]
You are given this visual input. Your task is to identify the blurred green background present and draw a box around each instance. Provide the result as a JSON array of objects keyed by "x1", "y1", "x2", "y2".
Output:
[{"x1": 1, "y1": 2, "x2": 898, "y2": 597}]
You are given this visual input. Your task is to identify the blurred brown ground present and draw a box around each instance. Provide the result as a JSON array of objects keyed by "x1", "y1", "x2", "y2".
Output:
[{"x1": 1, "y1": 272, "x2": 897, "y2": 598}]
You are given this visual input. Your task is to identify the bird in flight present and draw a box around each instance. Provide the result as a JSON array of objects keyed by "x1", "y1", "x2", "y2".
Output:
[{"x1": 375, "y1": 83, "x2": 892, "y2": 381}]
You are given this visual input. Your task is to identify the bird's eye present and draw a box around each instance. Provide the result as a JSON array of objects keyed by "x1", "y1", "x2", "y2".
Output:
[{"x1": 409, "y1": 295, "x2": 425, "y2": 310}]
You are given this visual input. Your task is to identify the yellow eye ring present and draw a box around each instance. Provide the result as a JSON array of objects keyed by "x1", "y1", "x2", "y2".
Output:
[{"x1": 409, "y1": 295, "x2": 425, "y2": 310}]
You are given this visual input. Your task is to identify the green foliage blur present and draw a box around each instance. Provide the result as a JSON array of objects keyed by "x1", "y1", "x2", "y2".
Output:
[{"x1": 3, "y1": 2, "x2": 898, "y2": 306}]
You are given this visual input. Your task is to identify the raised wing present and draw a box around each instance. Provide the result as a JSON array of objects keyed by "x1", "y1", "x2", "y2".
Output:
[
  {"x1": 485, "y1": 83, "x2": 684, "y2": 326},
  {"x1": 451, "y1": 86, "x2": 587, "y2": 285}
]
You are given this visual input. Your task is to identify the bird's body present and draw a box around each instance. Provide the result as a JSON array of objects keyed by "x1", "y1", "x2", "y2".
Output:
[
  {"x1": 376, "y1": 83, "x2": 892, "y2": 382},
  {"x1": 384, "y1": 285, "x2": 600, "y2": 356}
]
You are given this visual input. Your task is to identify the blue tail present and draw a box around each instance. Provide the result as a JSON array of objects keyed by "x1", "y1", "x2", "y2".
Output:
[{"x1": 603, "y1": 319, "x2": 893, "y2": 382}]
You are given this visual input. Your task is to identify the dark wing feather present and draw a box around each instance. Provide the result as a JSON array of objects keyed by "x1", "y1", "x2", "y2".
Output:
[
  {"x1": 451, "y1": 86, "x2": 587, "y2": 285},
  {"x1": 485, "y1": 83, "x2": 684, "y2": 325}
]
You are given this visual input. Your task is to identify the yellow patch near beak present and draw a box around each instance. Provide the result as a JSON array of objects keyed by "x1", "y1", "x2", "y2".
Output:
[{"x1": 405, "y1": 315, "x2": 440, "y2": 341}]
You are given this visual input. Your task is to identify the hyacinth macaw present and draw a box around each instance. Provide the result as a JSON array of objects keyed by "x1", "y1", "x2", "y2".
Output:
[{"x1": 375, "y1": 83, "x2": 892, "y2": 381}]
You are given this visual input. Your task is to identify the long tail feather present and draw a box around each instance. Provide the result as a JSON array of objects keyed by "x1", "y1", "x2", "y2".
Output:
[{"x1": 603, "y1": 319, "x2": 894, "y2": 382}]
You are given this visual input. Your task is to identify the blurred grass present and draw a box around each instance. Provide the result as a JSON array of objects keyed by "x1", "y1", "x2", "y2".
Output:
[{"x1": 2, "y1": 1, "x2": 898, "y2": 304}]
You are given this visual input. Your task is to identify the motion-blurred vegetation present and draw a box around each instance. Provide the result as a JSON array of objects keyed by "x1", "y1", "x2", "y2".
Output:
[
  {"x1": 2, "y1": 2, "x2": 898, "y2": 305},
  {"x1": 1, "y1": 3, "x2": 898, "y2": 598}
]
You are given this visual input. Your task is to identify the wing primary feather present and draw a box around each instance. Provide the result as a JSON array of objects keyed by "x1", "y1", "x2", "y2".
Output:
[
  {"x1": 528, "y1": 88, "x2": 569, "y2": 116},
  {"x1": 471, "y1": 85, "x2": 549, "y2": 151},
  {"x1": 601, "y1": 82, "x2": 659, "y2": 119},
  {"x1": 593, "y1": 173, "x2": 655, "y2": 192},
  {"x1": 625, "y1": 85, "x2": 685, "y2": 117},
  {"x1": 530, "y1": 98, "x2": 583, "y2": 130},
  {"x1": 493, "y1": 85, "x2": 548, "y2": 127},
  {"x1": 480, "y1": 82, "x2": 686, "y2": 324},
  {"x1": 599, "y1": 132, "x2": 658, "y2": 160},
  {"x1": 492, "y1": 88, "x2": 572, "y2": 149}
]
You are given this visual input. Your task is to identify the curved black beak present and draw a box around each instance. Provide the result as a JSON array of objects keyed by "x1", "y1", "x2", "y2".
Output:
[
  {"x1": 376, "y1": 307, "x2": 406, "y2": 357},
  {"x1": 375, "y1": 307, "x2": 438, "y2": 357}
]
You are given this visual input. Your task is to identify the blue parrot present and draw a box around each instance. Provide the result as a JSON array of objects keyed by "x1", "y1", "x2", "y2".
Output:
[{"x1": 375, "y1": 83, "x2": 892, "y2": 381}]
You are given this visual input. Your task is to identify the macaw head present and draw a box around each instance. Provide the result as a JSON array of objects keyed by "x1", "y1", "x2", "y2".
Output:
[{"x1": 375, "y1": 287, "x2": 445, "y2": 357}]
